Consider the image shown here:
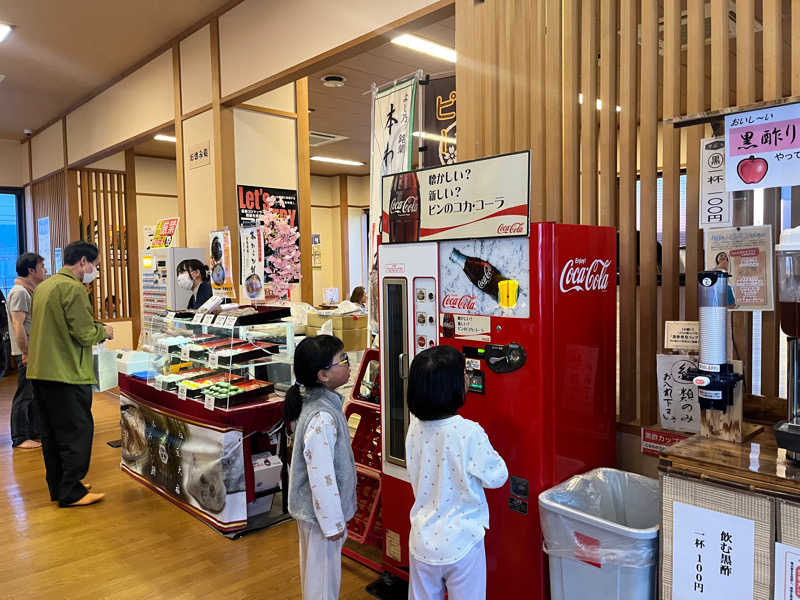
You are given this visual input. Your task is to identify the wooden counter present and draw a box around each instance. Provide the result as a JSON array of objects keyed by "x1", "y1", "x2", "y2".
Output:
[{"x1": 659, "y1": 427, "x2": 800, "y2": 500}]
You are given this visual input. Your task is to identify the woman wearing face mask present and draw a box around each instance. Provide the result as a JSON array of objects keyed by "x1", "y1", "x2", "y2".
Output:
[{"x1": 176, "y1": 259, "x2": 212, "y2": 309}]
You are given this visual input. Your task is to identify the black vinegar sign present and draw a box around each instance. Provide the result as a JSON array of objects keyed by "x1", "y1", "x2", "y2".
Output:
[
  {"x1": 237, "y1": 184, "x2": 300, "y2": 259},
  {"x1": 381, "y1": 151, "x2": 531, "y2": 244}
]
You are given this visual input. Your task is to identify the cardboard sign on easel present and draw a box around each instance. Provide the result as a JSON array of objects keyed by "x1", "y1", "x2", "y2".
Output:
[{"x1": 699, "y1": 360, "x2": 762, "y2": 443}]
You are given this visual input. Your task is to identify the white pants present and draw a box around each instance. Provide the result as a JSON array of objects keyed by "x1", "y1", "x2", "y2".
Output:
[
  {"x1": 409, "y1": 539, "x2": 486, "y2": 600},
  {"x1": 297, "y1": 520, "x2": 346, "y2": 600}
]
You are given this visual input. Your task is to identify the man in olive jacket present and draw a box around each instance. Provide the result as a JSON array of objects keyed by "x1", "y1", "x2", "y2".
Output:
[{"x1": 27, "y1": 241, "x2": 113, "y2": 507}]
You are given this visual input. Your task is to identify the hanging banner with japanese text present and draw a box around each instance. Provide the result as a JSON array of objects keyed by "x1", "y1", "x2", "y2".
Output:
[
  {"x1": 725, "y1": 102, "x2": 800, "y2": 191},
  {"x1": 369, "y1": 77, "x2": 418, "y2": 326},
  {"x1": 119, "y1": 393, "x2": 247, "y2": 532},
  {"x1": 151, "y1": 217, "x2": 179, "y2": 249},
  {"x1": 239, "y1": 226, "x2": 265, "y2": 300},
  {"x1": 209, "y1": 229, "x2": 235, "y2": 299},
  {"x1": 700, "y1": 137, "x2": 732, "y2": 229},
  {"x1": 704, "y1": 225, "x2": 774, "y2": 311},
  {"x1": 381, "y1": 151, "x2": 530, "y2": 243},
  {"x1": 672, "y1": 502, "x2": 755, "y2": 599},
  {"x1": 422, "y1": 76, "x2": 456, "y2": 168},
  {"x1": 657, "y1": 354, "x2": 700, "y2": 433}
]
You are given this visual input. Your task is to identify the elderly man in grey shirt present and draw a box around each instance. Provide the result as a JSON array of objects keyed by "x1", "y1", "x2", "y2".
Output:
[{"x1": 7, "y1": 252, "x2": 45, "y2": 449}]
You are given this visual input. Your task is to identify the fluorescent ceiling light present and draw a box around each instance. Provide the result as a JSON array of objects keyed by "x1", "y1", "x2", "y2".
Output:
[
  {"x1": 391, "y1": 34, "x2": 456, "y2": 63},
  {"x1": 413, "y1": 131, "x2": 457, "y2": 145},
  {"x1": 154, "y1": 134, "x2": 176, "y2": 143},
  {"x1": 0, "y1": 25, "x2": 12, "y2": 43},
  {"x1": 311, "y1": 156, "x2": 364, "y2": 166}
]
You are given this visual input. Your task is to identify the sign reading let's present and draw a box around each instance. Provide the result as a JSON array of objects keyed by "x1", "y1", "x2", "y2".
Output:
[{"x1": 725, "y1": 102, "x2": 800, "y2": 191}]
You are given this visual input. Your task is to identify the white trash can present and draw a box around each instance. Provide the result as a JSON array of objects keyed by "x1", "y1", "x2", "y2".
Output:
[{"x1": 538, "y1": 468, "x2": 660, "y2": 600}]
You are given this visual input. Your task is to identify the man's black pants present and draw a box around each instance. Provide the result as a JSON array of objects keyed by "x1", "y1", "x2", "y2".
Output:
[{"x1": 33, "y1": 381, "x2": 93, "y2": 506}]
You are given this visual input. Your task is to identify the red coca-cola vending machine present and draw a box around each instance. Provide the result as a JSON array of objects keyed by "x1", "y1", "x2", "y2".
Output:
[{"x1": 376, "y1": 151, "x2": 617, "y2": 598}]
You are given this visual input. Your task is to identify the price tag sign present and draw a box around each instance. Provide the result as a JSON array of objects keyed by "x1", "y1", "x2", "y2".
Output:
[
  {"x1": 226, "y1": 316, "x2": 238, "y2": 328},
  {"x1": 166, "y1": 311, "x2": 176, "y2": 320},
  {"x1": 157, "y1": 342, "x2": 168, "y2": 353},
  {"x1": 208, "y1": 353, "x2": 219, "y2": 368},
  {"x1": 192, "y1": 313, "x2": 204, "y2": 324},
  {"x1": 204, "y1": 394, "x2": 215, "y2": 411},
  {"x1": 215, "y1": 314, "x2": 228, "y2": 326},
  {"x1": 178, "y1": 386, "x2": 187, "y2": 400},
  {"x1": 202, "y1": 314, "x2": 216, "y2": 325},
  {"x1": 180, "y1": 346, "x2": 191, "y2": 361}
]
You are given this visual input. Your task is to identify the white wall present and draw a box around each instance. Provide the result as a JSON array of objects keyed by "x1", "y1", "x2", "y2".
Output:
[
  {"x1": 0, "y1": 139, "x2": 26, "y2": 187},
  {"x1": 135, "y1": 156, "x2": 179, "y2": 256},
  {"x1": 31, "y1": 121, "x2": 65, "y2": 181},
  {"x1": 234, "y1": 107, "x2": 298, "y2": 189},
  {"x1": 310, "y1": 176, "x2": 342, "y2": 305},
  {"x1": 86, "y1": 151, "x2": 125, "y2": 171},
  {"x1": 180, "y1": 25, "x2": 212, "y2": 114},
  {"x1": 182, "y1": 110, "x2": 217, "y2": 250}
]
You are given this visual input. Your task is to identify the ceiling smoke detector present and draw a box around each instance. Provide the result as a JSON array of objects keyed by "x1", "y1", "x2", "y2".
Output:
[{"x1": 321, "y1": 74, "x2": 346, "y2": 88}]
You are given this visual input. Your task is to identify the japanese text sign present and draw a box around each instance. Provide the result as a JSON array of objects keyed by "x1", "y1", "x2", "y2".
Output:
[
  {"x1": 665, "y1": 321, "x2": 700, "y2": 351},
  {"x1": 700, "y1": 137, "x2": 732, "y2": 229},
  {"x1": 381, "y1": 151, "x2": 530, "y2": 243},
  {"x1": 657, "y1": 354, "x2": 701, "y2": 433},
  {"x1": 239, "y1": 226, "x2": 264, "y2": 300},
  {"x1": 151, "y1": 217, "x2": 179, "y2": 249},
  {"x1": 672, "y1": 502, "x2": 755, "y2": 599},
  {"x1": 188, "y1": 141, "x2": 210, "y2": 170},
  {"x1": 774, "y1": 542, "x2": 800, "y2": 600},
  {"x1": 725, "y1": 102, "x2": 800, "y2": 191}
]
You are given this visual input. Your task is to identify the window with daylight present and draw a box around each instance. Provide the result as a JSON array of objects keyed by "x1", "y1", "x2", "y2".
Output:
[{"x1": 0, "y1": 189, "x2": 24, "y2": 298}]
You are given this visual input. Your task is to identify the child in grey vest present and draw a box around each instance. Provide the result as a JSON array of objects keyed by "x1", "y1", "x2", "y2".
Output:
[{"x1": 286, "y1": 335, "x2": 357, "y2": 600}]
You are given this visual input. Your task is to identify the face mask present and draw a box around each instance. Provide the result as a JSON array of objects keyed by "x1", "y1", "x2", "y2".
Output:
[
  {"x1": 83, "y1": 264, "x2": 97, "y2": 284},
  {"x1": 177, "y1": 272, "x2": 194, "y2": 290}
]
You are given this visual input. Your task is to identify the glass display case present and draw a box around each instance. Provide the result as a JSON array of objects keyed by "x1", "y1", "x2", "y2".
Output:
[{"x1": 139, "y1": 309, "x2": 295, "y2": 411}]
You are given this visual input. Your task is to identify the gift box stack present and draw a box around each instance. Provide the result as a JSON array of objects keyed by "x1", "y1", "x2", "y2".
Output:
[{"x1": 306, "y1": 312, "x2": 367, "y2": 352}]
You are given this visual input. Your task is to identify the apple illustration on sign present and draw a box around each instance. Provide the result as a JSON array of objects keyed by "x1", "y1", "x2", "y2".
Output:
[{"x1": 737, "y1": 155, "x2": 768, "y2": 184}]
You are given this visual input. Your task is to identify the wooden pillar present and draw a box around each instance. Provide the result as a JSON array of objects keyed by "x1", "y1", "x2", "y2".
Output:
[
  {"x1": 125, "y1": 149, "x2": 142, "y2": 343},
  {"x1": 339, "y1": 175, "x2": 350, "y2": 298},
  {"x1": 296, "y1": 78, "x2": 313, "y2": 303},
  {"x1": 173, "y1": 46, "x2": 187, "y2": 247}
]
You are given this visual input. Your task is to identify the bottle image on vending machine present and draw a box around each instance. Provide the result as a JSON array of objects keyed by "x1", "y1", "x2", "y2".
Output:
[
  {"x1": 449, "y1": 248, "x2": 508, "y2": 301},
  {"x1": 388, "y1": 172, "x2": 420, "y2": 243}
]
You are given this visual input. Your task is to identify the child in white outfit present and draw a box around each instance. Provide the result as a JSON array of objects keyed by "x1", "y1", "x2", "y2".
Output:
[
  {"x1": 286, "y1": 335, "x2": 357, "y2": 600},
  {"x1": 405, "y1": 346, "x2": 508, "y2": 600}
]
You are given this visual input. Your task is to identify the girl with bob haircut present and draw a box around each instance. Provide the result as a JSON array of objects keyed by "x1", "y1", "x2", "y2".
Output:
[
  {"x1": 405, "y1": 345, "x2": 508, "y2": 600},
  {"x1": 285, "y1": 335, "x2": 357, "y2": 600}
]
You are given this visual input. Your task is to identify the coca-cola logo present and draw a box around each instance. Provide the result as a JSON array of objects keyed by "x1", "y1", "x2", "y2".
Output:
[
  {"x1": 442, "y1": 294, "x2": 477, "y2": 310},
  {"x1": 478, "y1": 265, "x2": 492, "y2": 289},
  {"x1": 497, "y1": 222, "x2": 525, "y2": 234},
  {"x1": 389, "y1": 195, "x2": 418, "y2": 216},
  {"x1": 559, "y1": 258, "x2": 612, "y2": 293}
]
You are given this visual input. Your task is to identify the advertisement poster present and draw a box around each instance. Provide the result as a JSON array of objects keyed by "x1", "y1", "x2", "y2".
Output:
[
  {"x1": 37, "y1": 217, "x2": 52, "y2": 275},
  {"x1": 369, "y1": 77, "x2": 418, "y2": 330},
  {"x1": 704, "y1": 225, "x2": 774, "y2": 311},
  {"x1": 382, "y1": 151, "x2": 530, "y2": 243},
  {"x1": 773, "y1": 542, "x2": 800, "y2": 600},
  {"x1": 657, "y1": 354, "x2": 701, "y2": 433},
  {"x1": 209, "y1": 229, "x2": 235, "y2": 298},
  {"x1": 151, "y1": 217, "x2": 179, "y2": 249},
  {"x1": 237, "y1": 185, "x2": 300, "y2": 278},
  {"x1": 422, "y1": 76, "x2": 456, "y2": 167},
  {"x1": 119, "y1": 393, "x2": 247, "y2": 531},
  {"x1": 311, "y1": 233, "x2": 322, "y2": 269},
  {"x1": 672, "y1": 502, "x2": 755, "y2": 599},
  {"x1": 438, "y1": 237, "x2": 530, "y2": 319},
  {"x1": 239, "y1": 227, "x2": 264, "y2": 300},
  {"x1": 725, "y1": 102, "x2": 800, "y2": 191},
  {"x1": 700, "y1": 137, "x2": 732, "y2": 229},
  {"x1": 53, "y1": 247, "x2": 62, "y2": 273}
]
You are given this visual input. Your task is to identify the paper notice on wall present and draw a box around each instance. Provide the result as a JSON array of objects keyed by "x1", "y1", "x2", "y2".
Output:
[
  {"x1": 37, "y1": 217, "x2": 51, "y2": 275},
  {"x1": 774, "y1": 542, "x2": 800, "y2": 600},
  {"x1": 672, "y1": 501, "x2": 755, "y2": 599},
  {"x1": 700, "y1": 137, "x2": 732, "y2": 229},
  {"x1": 239, "y1": 227, "x2": 264, "y2": 300},
  {"x1": 704, "y1": 225, "x2": 774, "y2": 311},
  {"x1": 53, "y1": 247, "x2": 63, "y2": 273},
  {"x1": 209, "y1": 229, "x2": 235, "y2": 299},
  {"x1": 664, "y1": 321, "x2": 700, "y2": 351},
  {"x1": 657, "y1": 354, "x2": 701, "y2": 433}
]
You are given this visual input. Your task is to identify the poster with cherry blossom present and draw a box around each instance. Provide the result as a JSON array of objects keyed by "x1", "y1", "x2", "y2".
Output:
[{"x1": 725, "y1": 102, "x2": 800, "y2": 191}]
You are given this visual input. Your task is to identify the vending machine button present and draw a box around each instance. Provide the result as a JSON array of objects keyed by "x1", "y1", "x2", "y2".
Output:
[
  {"x1": 428, "y1": 292, "x2": 435, "y2": 301},
  {"x1": 417, "y1": 336, "x2": 426, "y2": 348},
  {"x1": 416, "y1": 290, "x2": 426, "y2": 301},
  {"x1": 417, "y1": 313, "x2": 426, "y2": 324}
]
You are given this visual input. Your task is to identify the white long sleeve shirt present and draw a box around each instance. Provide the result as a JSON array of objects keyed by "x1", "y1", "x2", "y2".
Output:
[
  {"x1": 303, "y1": 411, "x2": 346, "y2": 537},
  {"x1": 405, "y1": 414, "x2": 508, "y2": 565}
]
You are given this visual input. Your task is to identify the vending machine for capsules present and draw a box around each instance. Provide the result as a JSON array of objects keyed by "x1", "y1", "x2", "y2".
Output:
[{"x1": 376, "y1": 151, "x2": 617, "y2": 598}]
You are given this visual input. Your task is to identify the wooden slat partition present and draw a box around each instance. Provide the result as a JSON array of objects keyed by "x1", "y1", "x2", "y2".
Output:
[
  {"x1": 31, "y1": 172, "x2": 71, "y2": 273},
  {"x1": 579, "y1": 0, "x2": 597, "y2": 226},
  {"x1": 544, "y1": 0, "x2": 562, "y2": 221},
  {"x1": 598, "y1": 0, "x2": 616, "y2": 228},
  {"x1": 617, "y1": 0, "x2": 638, "y2": 423},
  {"x1": 561, "y1": 0, "x2": 580, "y2": 225},
  {"x1": 530, "y1": 0, "x2": 546, "y2": 221},
  {"x1": 638, "y1": 0, "x2": 658, "y2": 426},
  {"x1": 660, "y1": 0, "x2": 681, "y2": 345}
]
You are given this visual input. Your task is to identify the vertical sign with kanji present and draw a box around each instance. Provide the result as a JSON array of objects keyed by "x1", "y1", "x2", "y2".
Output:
[
  {"x1": 672, "y1": 502, "x2": 755, "y2": 599},
  {"x1": 725, "y1": 102, "x2": 800, "y2": 191},
  {"x1": 657, "y1": 355, "x2": 701, "y2": 433},
  {"x1": 700, "y1": 137, "x2": 732, "y2": 229},
  {"x1": 239, "y1": 226, "x2": 264, "y2": 300}
]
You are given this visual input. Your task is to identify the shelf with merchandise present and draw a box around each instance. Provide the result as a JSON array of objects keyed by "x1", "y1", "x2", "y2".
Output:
[{"x1": 141, "y1": 311, "x2": 296, "y2": 411}]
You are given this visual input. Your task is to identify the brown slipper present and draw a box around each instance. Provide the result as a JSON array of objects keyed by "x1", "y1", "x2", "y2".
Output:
[
  {"x1": 65, "y1": 492, "x2": 105, "y2": 507},
  {"x1": 16, "y1": 440, "x2": 42, "y2": 449}
]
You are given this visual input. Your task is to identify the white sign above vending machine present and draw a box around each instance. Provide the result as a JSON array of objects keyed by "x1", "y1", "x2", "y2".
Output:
[
  {"x1": 725, "y1": 102, "x2": 800, "y2": 191},
  {"x1": 700, "y1": 137, "x2": 732, "y2": 229},
  {"x1": 382, "y1": 151, "x2": 530, "y2": 243}
]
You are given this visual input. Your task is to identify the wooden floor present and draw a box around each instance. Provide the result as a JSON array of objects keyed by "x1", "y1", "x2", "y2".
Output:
[{"x1": 0, "y1": 374, "x2": 377, "y2": 599}]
